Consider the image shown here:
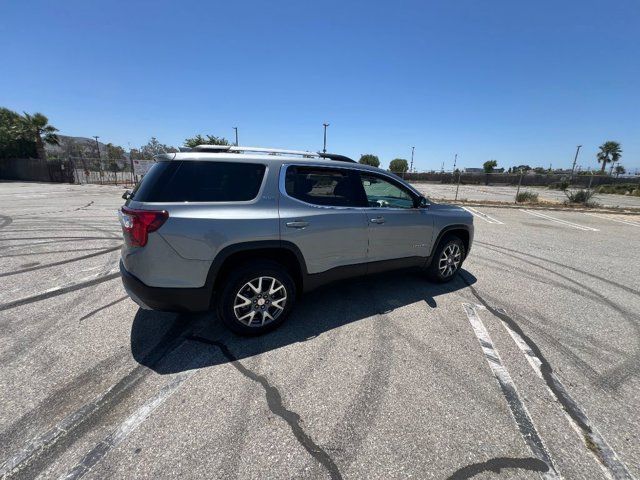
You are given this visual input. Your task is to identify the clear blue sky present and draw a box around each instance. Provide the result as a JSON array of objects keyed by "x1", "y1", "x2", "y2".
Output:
[{"x1": 1, "y1": 0, "x2": 638, "y2": 172}]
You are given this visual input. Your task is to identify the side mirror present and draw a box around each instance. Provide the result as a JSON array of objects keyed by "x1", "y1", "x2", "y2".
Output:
[
  {"x1": 416, "y1": 196, "x2": 429, "y2": 209},
  {"x1": 122, "y1": 190, "x2": 132, "y2": 200}
]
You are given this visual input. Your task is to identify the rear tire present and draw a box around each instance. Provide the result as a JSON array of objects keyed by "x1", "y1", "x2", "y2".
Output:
[
  {"x1": 216, "y1": 260, "x2": 296, "y2": 335},
  {"x1": 426, "y1": 235, "x2": 465, "y2": 283}
]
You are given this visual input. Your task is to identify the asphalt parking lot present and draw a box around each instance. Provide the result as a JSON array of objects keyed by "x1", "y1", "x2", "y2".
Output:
[{"x1": 1, "y1": 182, "x2": 639, "y2": 479}]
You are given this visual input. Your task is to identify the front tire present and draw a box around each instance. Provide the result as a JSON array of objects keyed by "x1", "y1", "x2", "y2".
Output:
[
  {"x1": 426, "y1": 235, "x2": 465, "y2": 282},
  {"x1": 217, "y1": 260, "x2": 296, "y2": 335}
]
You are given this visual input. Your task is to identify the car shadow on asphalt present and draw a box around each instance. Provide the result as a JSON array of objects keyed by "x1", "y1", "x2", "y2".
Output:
[{"x1": 131, "y1": 269, "x2": 477, "y2": 374}]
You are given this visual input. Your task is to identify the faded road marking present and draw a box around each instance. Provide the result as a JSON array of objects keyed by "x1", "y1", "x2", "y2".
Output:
[
  {"x1": 462, "y1": 304, "x2": 559, "y2": 479},
  {"x1": 60, "y1": 368, "x2": 198, "y2": 480},
  {"x1": 462, "y1": 207, "x2": 505, "y2": 224},
  {"x1": 520, "y1": 209, "x2": 599, "y2": 231},
  {"x1": 583, "y1": 212, "x2": 640, "y2": 228}
]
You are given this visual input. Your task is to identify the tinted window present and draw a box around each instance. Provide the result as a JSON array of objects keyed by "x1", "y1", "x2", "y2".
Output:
[
  {"x1": 285, "y1": 166, "x2": 362, "y2": 207},
  {"x1": 360, "y1": 173, "x2": 415, "y2": 209},
  {"x1": 132, "y1": 161, "x2": 266, "y2": 202}
]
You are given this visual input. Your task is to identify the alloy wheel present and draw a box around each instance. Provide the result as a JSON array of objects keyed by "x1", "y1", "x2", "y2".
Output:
[
  {"x1": 233, "y1": 276, "x2": 287, "y2": 327},
  {"x1": 438, "y1": 243, "x2": 462, "y2": 278}
]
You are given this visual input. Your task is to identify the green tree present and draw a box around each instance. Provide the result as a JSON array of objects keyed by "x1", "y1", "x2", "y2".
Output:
[
  {"x1": 389, "y1": 158, "x2": 409, "y2": 173},
  {"x1": 483, "y1": 160, "x2": 498, "y2": 173},
  {"x1": 614, "y1": 164, "x2": 626, "y2": 177},
  {"x1": 184, "y1": 134, "x2": 230, "y2": 148},
  {"x1": 140, "y1": 137, "x2": 177, "y2": 158},
  {"x1": 18, "y1": 112, "x2": 59, "y2": 160},
  {"x1": 0, "y1": 108, "x2": 37, "y2": 159},
  {"x1": 597, "y1": 141, "x2": 622, "y2": 174},
  {"x1": 358, "y1": 154, "x2": 380, "y2": 167},
  {"x1": 129, "y1": 148, "x2": 144, "y2": 160},
  {"x1": 106, "y1": 143, "x2": 125, "y2": 160}
]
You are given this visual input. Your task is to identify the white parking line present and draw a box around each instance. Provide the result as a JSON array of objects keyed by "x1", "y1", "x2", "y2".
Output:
[
  {"x1": 462, "y1": 206, "x2": 505, "y2": 225},
  {"x1": 462, "y1": 304, "x2": 559, "y2": 479},
  {"x1": 519, "y1": 209, "x2": 599, "y2": 231},
  {"x1": 494, "y1": 306, "x2": 635, "y2": 480},
  {"x1": 583, "y1": 212, "x2": 640, "y2": 228}
]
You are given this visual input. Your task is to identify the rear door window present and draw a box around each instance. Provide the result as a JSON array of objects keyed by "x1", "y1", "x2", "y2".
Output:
[
  {"x1": 284, "y1": 166, "x2": 364, "y2": 207},
  {"x1": 132, "y1": 161, "x2": 266, "y2": 202}
]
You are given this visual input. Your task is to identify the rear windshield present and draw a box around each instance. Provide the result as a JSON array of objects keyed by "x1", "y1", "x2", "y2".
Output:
[{"x1": 131, "y1": 161, "x2": 266, "y2": 202}]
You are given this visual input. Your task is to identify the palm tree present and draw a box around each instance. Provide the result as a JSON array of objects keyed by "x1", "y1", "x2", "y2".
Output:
[
  {"x1": 19, "y1": 112, "x2": 59, "y2": 160},
  {"x1": 597, "y1": 141, "x2": 622, "y2": 174}
]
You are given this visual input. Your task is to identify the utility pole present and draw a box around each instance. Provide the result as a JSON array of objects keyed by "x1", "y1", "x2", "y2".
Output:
[
  {"x1": 322, "y1": 123, "x2": 329, "y2": 153},
  {"x1": 410, "y1": 147, "x2": 414, "y2": 173},
  {"x1": 233, "y1": 127, "x2": 238, "y2": 146},
  {"x1": 570, "y1": 145, "x2": 582, "y2": 183},
  {"x1": 453, "y1": 153, "x2": 458, "y2": 171},
  {"x1": 93, "y1": 136, "x2": 103, "y2": 184},
  {"x1": 441, "y1": 160, "x2": 445, "y2": 173},
  {"x1": 128, "y1": 142, "x2": 135, "y2": 185}
]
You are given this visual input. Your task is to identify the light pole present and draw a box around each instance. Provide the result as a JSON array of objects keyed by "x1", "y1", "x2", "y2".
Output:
[
  {"x1": 410, "y1": 147, "x2": 415, "y2": 173},
  {"x1": 233, "y1": 127, "x2": 238, "y2": 146},
  {"x1": 322, "y1": 123, "x2": 329, "y2": 153},
  {"x1": 570, "y1": 145, "x2": 582, "y2": 182}
]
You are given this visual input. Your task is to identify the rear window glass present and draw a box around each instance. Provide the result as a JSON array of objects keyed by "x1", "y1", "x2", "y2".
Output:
[{"x1": 132, "y1": 161, "x2": 266, "y2": 202}]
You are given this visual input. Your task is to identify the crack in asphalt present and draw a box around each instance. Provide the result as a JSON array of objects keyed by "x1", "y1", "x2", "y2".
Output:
[
  {"x1": 476, "y1": 242, "x2": 640, "y2": 390},
  {"x1": 188, "y1": 335, "x2": 343, "y2": 480},
  {"x1": 461, "y1": 273, "x2": 635, "y2": 480},
  {"x1": 446, "y1": 456, "x2": 550, "y2": 479}
]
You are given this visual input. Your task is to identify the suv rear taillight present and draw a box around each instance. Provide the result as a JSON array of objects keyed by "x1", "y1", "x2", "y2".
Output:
[{"x1": 118, "y1": 207, "x2": 168, "y2": 247}]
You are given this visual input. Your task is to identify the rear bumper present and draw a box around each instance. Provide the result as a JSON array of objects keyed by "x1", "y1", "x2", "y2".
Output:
[{"x1": 120, "y1": 261, "x2": 212, "y2": 312}]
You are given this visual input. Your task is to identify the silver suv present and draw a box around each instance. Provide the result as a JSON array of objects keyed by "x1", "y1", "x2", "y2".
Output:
[{"x1": 119, "y1": 146, "x2": 474, "y2": 334}]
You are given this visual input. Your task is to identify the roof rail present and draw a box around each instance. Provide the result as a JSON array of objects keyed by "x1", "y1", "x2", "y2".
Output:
[
  {"x1": 192, "y1": 145, "x2": 316, "y2": 156},
  {"x1": 190, "y1": 145, "x2": 356, "y2": 163},
  {"x1": 318, "y1": 152, "x2": 356, "y2": 163}
]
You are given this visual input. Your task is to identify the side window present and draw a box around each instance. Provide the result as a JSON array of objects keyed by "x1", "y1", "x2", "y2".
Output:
[
  {"x1": 285, "y1": 166, "x2": 362, "y2": 207},
  {"x1": 360, "y1": 173, "x2": 415, "y2": 209}
]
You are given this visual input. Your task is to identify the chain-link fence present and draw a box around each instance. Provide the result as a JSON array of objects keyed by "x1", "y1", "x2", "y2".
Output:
[
  {"x1": 406, "y1": 171, "x2": 640, "y2": 208},
  {"x1": 65, "y1": 157, "x2": 137, "y2": 186}
]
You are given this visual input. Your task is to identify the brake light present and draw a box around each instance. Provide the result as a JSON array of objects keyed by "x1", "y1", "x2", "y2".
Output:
[{"x1": 118, "y1": 207, "x2": 168, "y2": 247}]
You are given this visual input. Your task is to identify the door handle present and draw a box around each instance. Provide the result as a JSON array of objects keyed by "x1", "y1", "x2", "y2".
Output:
[
  {"x1": 370, "y1": 216, "x2": 385, "y2": 224},
  {"x1": 286, "y1": 220, "x2": 309, "y2": 229}
]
